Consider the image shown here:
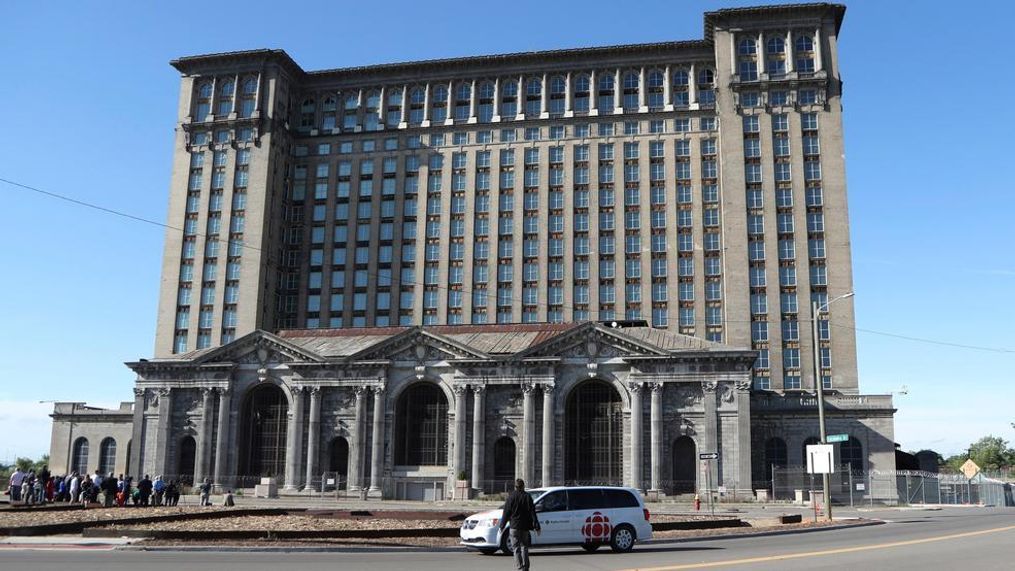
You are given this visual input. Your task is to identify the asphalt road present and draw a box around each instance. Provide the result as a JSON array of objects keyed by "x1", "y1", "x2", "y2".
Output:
[{"x1": 2, "y1": 507, "x2": 1013, "y2": 570}]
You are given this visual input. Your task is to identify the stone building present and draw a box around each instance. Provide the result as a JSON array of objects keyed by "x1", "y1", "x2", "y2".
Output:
[
  {"x1": 48, "y1": 402, "x2": 134, "y2": 477},
  {"x1": 49, "y1": 3, "x2": 899, "y2": 497}
]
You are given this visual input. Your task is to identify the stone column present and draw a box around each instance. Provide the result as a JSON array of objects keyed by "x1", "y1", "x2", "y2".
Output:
[
  {"x1": 445, "y1": 80, "x2": 454, "y2": 125},
  {"x1": 468, "y1": 79, "x2": 478, "y2": 123},
  {"x1": 539, "y1": 73, "x2": 549, "y2": 118},
  {"x1": 491, "y1": 78, "x2": 500, "y2": 122},
  {"x1": 813, "y1": 27, "x2": 824, "y2": 72},
  {"x1": 349, "y1": 386, "x2": 367, "y2": 490},
  {"x1": 702, "y1": 381, "x2": 719, "y2": 491},
  {"x1": 453, "y1": 385, "x2": 468, "y2": 480},
  {"x1": 757, "y1": 32, "x2": 766, "y2": 75},
  {"x1": 471, "y1": 386, "x2": 485, "y2": 491},
  {"x1": 377, "y1": 85, "x2": 386, "y2": 128},
  {"x1": 369, "y1": 386, "x2": 386, "y2": 494},
  {"x1": 541, "y1": 385, "x2": 554, "y2": 487},
  {"x1": 129, "y1": 387, "x2": 145, "y2": 477},
  {"x1": 283, "y1": 386, "x2": 305, "y2": 490},
  {"x1": 613, "y1": 68, "x2": 622, "y2": 112},
  {"x1": 399, "y1": 85, "x2": 408, "y2": 127},
  {"x1": 564, "y1": 72, "x2": 573, "y2": 117},
  {"x1": 650, "y1": 383, "x2": 663, "y2": 492},
  {"x1": 629, "y1": 382, "x2": 644, "y2": 490},
  {"x1": 518, "y1": 74, "x2": 525, "y2": 118},
  {"x1": 638, "y1": 67, "x2": 646, "y2": 111},
  {"x1": 688, "y1": 63, "x2": 698, "y2": 105},
  {"x1": 522, "y1": 383, "x2": 536, "y2": 484},
  {"x1": 304, "y1": 387, "x2": 322, "y2": 489},
  {"x1": 663, "y1": 65, "x2": 673, "y2": 111},
  {"x1": 735, "y1": 380, "x2": 753, "y2": 493},
  {"x1": 194, "y1": 387, "x2": 214, "y2": 485},
  {"x1": 213, "y1": 387, "x2": 232, "y2": 491},
  {"x1": 589, "y1": 69, "x2": 598, "y2": 116},
  {"x1": 155, "y1": 388, "x2": 173, "y2": 475},
  {"x1": 786, "y1": 30, "x2": 795, "y2": 73},
  {"x1": 421, "y1": 82, "x2": 431, "y2": 126}
]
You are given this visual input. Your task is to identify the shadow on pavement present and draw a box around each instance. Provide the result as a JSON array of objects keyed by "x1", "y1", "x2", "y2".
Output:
[{"x1": 531, "y1": 546, "x2": 723, "y2": 558}]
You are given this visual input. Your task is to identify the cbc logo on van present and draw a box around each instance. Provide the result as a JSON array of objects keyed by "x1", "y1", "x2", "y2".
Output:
[{"x1": 581, "y1": 511, "x2": 612, "y2": 543}]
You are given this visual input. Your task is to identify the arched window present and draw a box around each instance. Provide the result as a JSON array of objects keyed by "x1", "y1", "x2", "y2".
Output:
[
  {"x1": 795, "y1": 34, "x2": 816, "y2": 73},
  {"x1": 697, "y1": 68, "x2": 716, "y2": 106},
  {"x1": 525, "y1": 77, "x2": 542, "y2": 97},
  {"x1": 573, "y1": 74, "x2": 591, "y2": 113},
  {"x1": 764, "y1": 437, "x2": 788, "y2": 474},
  {"x1": 365, "y1": 90, "x2": 380, "y2": 110},
  {"x1": 840, "y1": 436, "x2": 864, "y2": 471},
  {"x1": 344, "y1": 93, "x2": 359, "y2": 111},
  {"x1": 478, "y1": 81, "x2": 495, "y2": 100},
  {"x1": 492, "y1": 437, "x2": 516, "y2": 491},
  {"x1": 198, "y1": 82, "x2": 213, "y2": 99},
  {"x1": 98, "y1": 437, "x2": 117, "y2": 475},
  {"x1": 767, "y1": 36, "x2": 785, "y2": 54},
  {"x1": 410, "y1": 87, "x2": 426, "y2": 105},
  {"x1": 671, "y1": 436, "x2": 696, "y2": 493},
  {"x1": 565, "y1": 380, "x2": 623, "y2": 484},
  {"x1": 500, "y1": 79, "x2": 518, "y2": 118},
  {"x1": 548, "y1": 75, "x2": 566, "y2": 116},
  {"x1": 501, "y1": 79, "x2": 518, "y2": 98},
  {"x1": 647, "y1": 70, "x2": 664, "y2": 89},
  {"x1": 219, "y1": 80, "x2": 234, "y2": 97},
  {"x1": 672, "y1": 68, "x2": 689, "y2": 86},
  {"x1": 387, "y1": 89, "x2": 402, "y2": 106},
  {"x1": 431, "y1": 85, "x2": 448, "y2": 123},
  {"x1": 477, "y1": 81, "x2": 495, "y2": 122},
  {"x1": 328, "y1": 437, "x2": 349, "y2": 489},
  {"x1": 178, "y1": 436, "x2": 196, "y2": 484},
  {"x1": 241, "y1": 383, "x2": 289, "y2": 478},
  {"x1": 738, "y1": 37, "x2": 757, "y2": 55},
  {"x1": 795, "y1": 34, "x2": 814, "y2": 53},
  {"x1": 549, "y1": 76, "x2": 566, "y2": 95},
  {"x1": 767, "y1": 36, "x2": 788, "y2": 76},
  {"x1": 622, "y1": 71, "x2": 639, "y2": 110},
  {"x1": 698, "y1": 68, "x2": 715, "y2": 86},
  {"x1": 395, "y1": 383, "x2": 449, "y2": 466},
  {"x1": 242, "y1": 78, "x2": 258, "y2": 95},
  {"x1": 647, "y1": 70, "x2": 664, "y2": 108},
  {"x1": 454, "y1": 82, "x2": 471, "y2": 121},
  {"x1": 672, "y1": 68, "x2": 690, "y2": 107},
  {"x1": 71, "y1": 437, "x2": 89, "y2": 475},
  {"x1": 622, "y1": 71, "x2": 639, "y2": 90},
  {"x1": 409, "y1": 87, "x2": 426, "y2": 125},
  {"x1": 322, "y1": 97, "x2": 337, "y2": 112},
  {"x1": 300, "y1": 98, "x2": 315, "y2": 113}
]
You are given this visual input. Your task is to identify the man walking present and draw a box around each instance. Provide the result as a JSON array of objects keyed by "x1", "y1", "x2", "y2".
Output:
[{"x1": 498, "y1": 479, "x2": 541, "y2": 571}]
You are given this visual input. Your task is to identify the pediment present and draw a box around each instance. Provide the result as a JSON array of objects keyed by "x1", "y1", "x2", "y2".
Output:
[
  {"x1": 348, "y1": 328, "x2": 488, "y2": 362},
  {"x1": 513, "y1": 322, "x2": 667, "y2": 360},
  {"x1": 195, "y1": 330, "x2": 324, "y2": 365}
]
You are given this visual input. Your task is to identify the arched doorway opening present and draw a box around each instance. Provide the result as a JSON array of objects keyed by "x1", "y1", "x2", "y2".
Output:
[
  {"x1": 839, "y1": 436, "x2": 864, "y2": 493},
  {"x1": 565, "y1": 380, "x2": 623, "y2": 484},
  {"x1": 98, "y1": 437, "x2": 117, "y2": 475},
  {"x1": 671, "y1": 436, "x2": 696, "y2": 493},
  {"x1": 71, "y1": 437, "x2": 89, "y2": 475},
  {"x1": 394, "y1": 383, "x2": 449, "y2": 466},
  {"x1": 329, "y1": 437, "x2": 349, "y2": 489},
  {"x1": 241, "y1": 384, "x2": 289, "y2": 480},
  {"x1": 492, "y1": 437, "x2": 516, "y2": 493},
  {"x1": 178, "y1": 436, "x2": 196, "y2": 485},
  {"x1": 764, "y1": 437, "x2": 788, "y2": 474}
]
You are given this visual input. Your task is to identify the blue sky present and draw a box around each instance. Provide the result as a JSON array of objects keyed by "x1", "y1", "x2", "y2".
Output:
[{"x1": 1, "y1": 1, "x2": 1012, "y2": 463}]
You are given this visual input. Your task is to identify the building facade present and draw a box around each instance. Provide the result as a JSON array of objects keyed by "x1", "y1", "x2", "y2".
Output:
[
  {"x1": 155, "y1": 3, "x2": 857, "y2": 395},
  {"x1": 49, "y1": 3, "x2": 899, "y2": 499}
]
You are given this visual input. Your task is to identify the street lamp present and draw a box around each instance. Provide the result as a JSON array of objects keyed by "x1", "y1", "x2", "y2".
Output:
[{"x1": 811, "y1": 291, "x2": 854, "y2": 521}]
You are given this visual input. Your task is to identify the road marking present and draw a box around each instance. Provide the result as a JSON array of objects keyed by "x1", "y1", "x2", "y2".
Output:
[{"x1": 625, "y1": 524, "x2": 1015, "y2": 570}]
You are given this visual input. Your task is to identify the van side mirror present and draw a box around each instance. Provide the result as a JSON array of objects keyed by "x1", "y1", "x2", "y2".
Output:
[{"x1": 535, "y1": 503, "x2": 545, "y2": 512}]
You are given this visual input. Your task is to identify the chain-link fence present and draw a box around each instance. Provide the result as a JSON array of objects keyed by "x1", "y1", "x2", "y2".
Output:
[{"x1": 771, "y1": 465, "x2": 1014, "y2": 507}]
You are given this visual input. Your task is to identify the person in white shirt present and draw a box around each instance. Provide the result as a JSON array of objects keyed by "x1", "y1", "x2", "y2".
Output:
[
  {"x1": 69, "y1": 473, "x2": 81, "y2": 503},
  {"x1": 8, "y1": 468, "x2": 25, "y2": 503}
]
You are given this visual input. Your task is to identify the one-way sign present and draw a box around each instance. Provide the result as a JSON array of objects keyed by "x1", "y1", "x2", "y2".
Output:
[{"x1": 699, "y1": 452, "x2": 719, "y2": 460}]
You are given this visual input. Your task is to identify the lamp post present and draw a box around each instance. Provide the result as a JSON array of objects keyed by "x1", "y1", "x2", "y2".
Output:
[{"x1": 811, "y1": 291, "x2": 853, "y2": 521}]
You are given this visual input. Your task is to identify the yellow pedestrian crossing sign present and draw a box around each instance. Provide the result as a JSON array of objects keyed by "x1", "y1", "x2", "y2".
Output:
[{"x1": 961, "y1": 459, "x2": 980, "y2": 480}]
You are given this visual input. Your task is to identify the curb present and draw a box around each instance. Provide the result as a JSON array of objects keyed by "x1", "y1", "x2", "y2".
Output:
[{"x1": 116, "y1": 519, "x2": 884, "y2": 554}]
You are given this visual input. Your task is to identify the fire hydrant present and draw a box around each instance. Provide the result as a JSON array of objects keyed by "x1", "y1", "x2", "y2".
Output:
[{"x1": 694, "y1": 494, "x2": 701, "y2": 511}]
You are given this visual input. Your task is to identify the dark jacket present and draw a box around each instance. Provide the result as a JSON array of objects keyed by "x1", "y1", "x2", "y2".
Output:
[{"x1": 499, "y1": 489, "x2": 541, "y2": 532}]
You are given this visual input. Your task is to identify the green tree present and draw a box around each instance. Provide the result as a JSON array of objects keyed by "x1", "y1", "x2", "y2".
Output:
[{"x1": 968, "y1": 436, "x2": 1015, "y2": 472}]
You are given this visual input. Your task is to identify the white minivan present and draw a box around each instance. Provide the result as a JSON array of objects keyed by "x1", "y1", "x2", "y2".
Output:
[{"x1": 460, "y1": 486, "x2": 652, "y2": 555}]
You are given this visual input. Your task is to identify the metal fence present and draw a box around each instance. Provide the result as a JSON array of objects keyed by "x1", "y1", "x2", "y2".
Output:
[{"x1": 771, "y1": 465, "x2": 1015, "y2": 507}]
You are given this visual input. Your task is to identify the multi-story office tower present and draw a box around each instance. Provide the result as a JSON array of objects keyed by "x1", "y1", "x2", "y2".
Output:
[{"x1": 155, "y1": 3, "x2": 857, "y2": 395}]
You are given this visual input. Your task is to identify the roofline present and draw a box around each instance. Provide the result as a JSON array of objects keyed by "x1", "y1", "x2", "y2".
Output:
[{"x1": 703, "y1": 3, "x2": 846, "y2": 42}]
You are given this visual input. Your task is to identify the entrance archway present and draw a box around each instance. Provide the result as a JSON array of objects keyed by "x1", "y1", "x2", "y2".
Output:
[
  {"x1": 493, "y1": 437, "x2": 516, "y2": 492},
  {"x1": 671, "y1": 436, "x2": 696, "y2": 493},
  {"x1": 178, "y1": 436, "x2": 196, "y2": 485},
  {"x1": 394, "y1": 383, "x2": 448, "y2": 466},
  {"x1": 329, "y1": 437, "x2": 349, "y2": 489},
  {"x1": 565, "y1": 380, "x2": 623, "y2": 484},
  {"x1": 241, "y1": 384, "x2": 289, "y2": 479}
]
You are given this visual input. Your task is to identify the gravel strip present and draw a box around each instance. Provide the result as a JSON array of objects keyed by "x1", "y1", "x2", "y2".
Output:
[
  {"x1": 103, "y1": 515, "x2": 461, "y2": 532},
  {"x1": 0, "y1": 507, "x2": 235, "y2": 528}
]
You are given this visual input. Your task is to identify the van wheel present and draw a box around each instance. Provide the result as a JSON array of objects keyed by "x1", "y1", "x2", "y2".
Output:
[
  {"x1": 581, "y1": 543, "x2": 601, "y2": 552},
  {"x1": 499, "y1": 531, "x2": 511, "y2": 555},
  {"x1": 610, "y1": 525, "x2": 636, "y2": 553}
]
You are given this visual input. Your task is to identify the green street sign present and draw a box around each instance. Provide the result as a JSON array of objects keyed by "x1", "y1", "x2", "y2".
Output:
[{"x1": 827, "y1": 434, "x2": 849, "y2": 443}]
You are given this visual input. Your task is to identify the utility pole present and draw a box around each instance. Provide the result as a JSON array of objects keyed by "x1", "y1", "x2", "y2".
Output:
[{"x1": 812, "y1": 292, "x2": 854, "y2": 522}]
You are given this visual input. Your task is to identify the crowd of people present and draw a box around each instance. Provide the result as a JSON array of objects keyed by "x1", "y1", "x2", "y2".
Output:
[{"x1": 5, "y1": 466, "x2": 204, "y2": 507}]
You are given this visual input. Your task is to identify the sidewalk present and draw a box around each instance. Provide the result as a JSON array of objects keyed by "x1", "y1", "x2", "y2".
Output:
[{"x1": 0, "y1": 535, "x2": 138, "y2": 550}]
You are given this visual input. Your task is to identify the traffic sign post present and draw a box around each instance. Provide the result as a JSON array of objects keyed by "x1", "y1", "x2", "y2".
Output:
[{"x1": 699, "y1": 452, "x2": 719, "y2": 517}]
